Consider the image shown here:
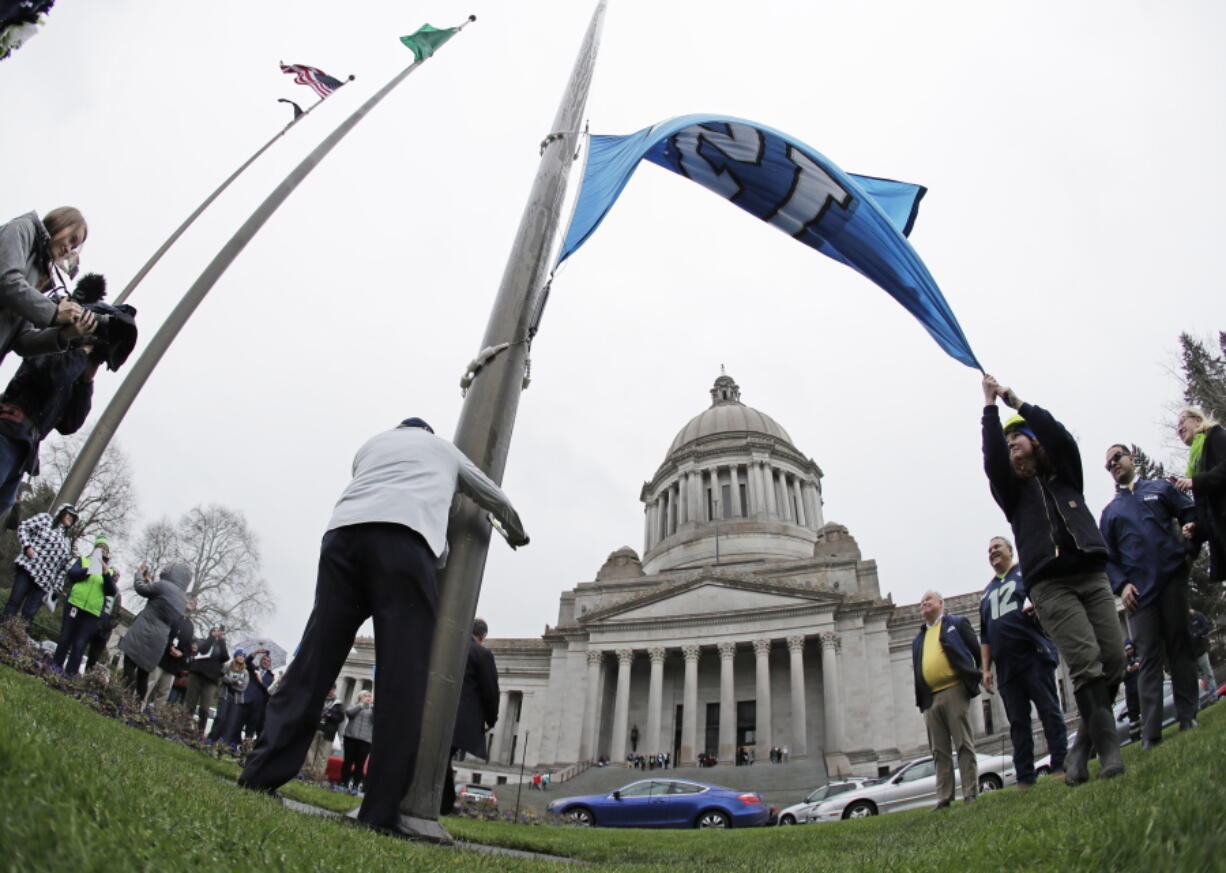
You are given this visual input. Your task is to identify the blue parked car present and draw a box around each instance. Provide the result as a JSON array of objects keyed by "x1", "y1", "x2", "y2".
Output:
[{"x1": 546, "y1": 778, "x2": 770, "y2": 829}]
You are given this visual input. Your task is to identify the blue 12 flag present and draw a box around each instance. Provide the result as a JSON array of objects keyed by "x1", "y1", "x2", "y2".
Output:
[{"x1": 558, "y1": 115, "x2": 980, "y2": 370}]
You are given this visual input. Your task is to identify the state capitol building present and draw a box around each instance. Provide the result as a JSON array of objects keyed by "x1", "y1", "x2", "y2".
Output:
[{"x1": 340, "y1": 372, "x2": 1072, "y2": 781}]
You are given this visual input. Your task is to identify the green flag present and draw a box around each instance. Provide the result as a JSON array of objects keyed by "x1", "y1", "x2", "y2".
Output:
[{"x1": 399, "y1": 24, "x2": 457, "y2": 61}]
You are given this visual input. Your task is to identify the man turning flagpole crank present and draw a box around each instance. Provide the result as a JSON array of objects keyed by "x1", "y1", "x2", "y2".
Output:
[
  {"x1": 240, "y1": 416, "x2": 528, "y2": 835},
  {"x1": 980, "y1": 375, "x2": 1125, "y2": 784}
]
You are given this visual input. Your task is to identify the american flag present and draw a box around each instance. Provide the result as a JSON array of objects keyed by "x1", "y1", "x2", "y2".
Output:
[{"x1": 279, "y1": 62, "x2": 345, "y2": 99}]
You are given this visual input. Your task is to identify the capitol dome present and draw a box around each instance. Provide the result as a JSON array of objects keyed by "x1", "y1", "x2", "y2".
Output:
[{"x1": 640, "y1": 372, "x2": 824, "y2": 574}]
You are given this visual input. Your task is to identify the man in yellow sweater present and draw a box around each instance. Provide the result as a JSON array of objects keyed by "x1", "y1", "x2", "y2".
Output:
[{"x1": 911, "y1": 590, "x2": 983, "y2": 808}]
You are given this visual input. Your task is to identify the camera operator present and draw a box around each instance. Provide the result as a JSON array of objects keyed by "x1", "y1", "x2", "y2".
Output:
[
  {"x1": 0, "y1": 273, "x2": 137, "y2": 519},
  {"x1": 0, "y1": 208, "x2": 100, "y2": 363}
]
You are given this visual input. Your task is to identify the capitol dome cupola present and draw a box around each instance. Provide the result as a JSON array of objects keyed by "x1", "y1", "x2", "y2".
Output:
[{"x1": 640, "y1": 371, "x2": 824, "y2": 574}]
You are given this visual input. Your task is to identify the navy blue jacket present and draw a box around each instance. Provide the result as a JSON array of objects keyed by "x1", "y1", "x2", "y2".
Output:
[
  {"x1": 1099, "y1": 478, "x2": 1196, "y2": 610},
  {"x1": 982, "y1": 403, "x2": 1108, "y2": 585},
  {"x1": 912, "y1": 614, "x2": 981, "y2": 712},
  {"x1": 979, "y1": 565, "x2": 1058, "y2": 686}
]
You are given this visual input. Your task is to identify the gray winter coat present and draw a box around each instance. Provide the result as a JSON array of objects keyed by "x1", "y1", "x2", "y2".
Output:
[
  {"x1": 0, "y1": 212, "x2": 69, "y2": 363},
  {"x1": 344, "y1": 702, "x2": 374, "y2": 743},
  {"x1": 118, "y1": 563, "x2": 192, "y2": 673}
]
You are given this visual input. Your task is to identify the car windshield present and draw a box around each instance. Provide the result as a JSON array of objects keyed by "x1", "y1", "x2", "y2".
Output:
[{"x1": 805, "y1": 782, "x2": 855, "y2": 803}]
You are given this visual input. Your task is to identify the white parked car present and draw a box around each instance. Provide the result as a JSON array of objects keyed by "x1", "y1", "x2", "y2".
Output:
[
  {"x1": 777, "y1": 780, "x2": 870, "y2": 825},
  {"x1": 805, "y1": 753, "x2": 1016, "y2": 820}
]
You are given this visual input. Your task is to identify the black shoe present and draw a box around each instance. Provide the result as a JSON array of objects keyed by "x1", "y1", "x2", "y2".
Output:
[
  {"x1": 932, "y1": 801, "x2": 951, "y2": 811},
  {"x1": 963, "y1": 796, "x2": 977, "y2": 804},
  {"x1": 1179, "y1": 719, "x2": 1200, "y2": 731},
  {"x1": 237, "y1": 779, "x2": 281, "y2": 799},
  {"x1": 1141, "y1": 738, "x2": 1160, "y2": 750}
]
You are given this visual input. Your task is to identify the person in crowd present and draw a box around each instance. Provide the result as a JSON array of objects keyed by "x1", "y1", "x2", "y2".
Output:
[
  {"x1": 441, "y1": 618, "x2": 500, "y2": 814},
  {"x1": 185, "y1": 625, "x2": 229, "y2": 734},
  {"x1": 216, "y1": 650, "x2": 250, "y2": 746},
  {"x1": 1188, "y1": 608, "x2": 1215, "y2": 694},
  {"x1": 341, "y1": 691, "x2": 374, "y2": 796},
  {"x1": 304, "y1": 685, "x2": 345, "y2": 780},
  {"x1": 239, "y1": 416, "x2": 528, "y2": 835},
  {"x1": 981, "y1": 375, "x2": 1124, "y2": 784},
  {"x1": 118, "y1": 562, "x2": 192, "y2": 700},
  {"x1": 1122, "y1": 640, "x2": 1141, "y2": 738},
  {"x1": 1100, "y1": 443, "x2": 1200, "y2": 744},
  {"x1": 1175, "y1": 407, "x2": 1226, "y2": 583},
  {"x1": 2, "y1": 501, "x2": 76, "y2": 628},
  {"x1": 51, "y1": 535, "x2": 117, "y2": 675},
  {"x1": 979, "y1": 536, "x2": 1067, "y2": 785},
  {"x1": 912, "y1": 590, "x2": 981, "y2": 807},
  {"x1": 0, "y1": 274, "x2": 108, "y2": 519},
  {"x1": 83, "y1": 583, "x2": 120, "y2": 673},
  {"x1": 145, "y1": 598, "x2": 195, "y2": 707},
  {"x1": 169, "y1": 644, "x2": 196, "y2": 705},
  {"x1": 236, "y1": 649, "x2": 276, "y2": 742},
  {"x1": 0, "y1": 207, "x2": 94, "y2": 365}
]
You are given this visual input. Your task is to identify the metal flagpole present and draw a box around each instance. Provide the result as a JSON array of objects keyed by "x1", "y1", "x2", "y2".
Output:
[
  {"x1": 397, "y1": 0, "x2": 606, "y2": 844},
  {"x1": 53, "y1": 18, "x2": 477, "y2": 508},
  {"x1": 113, "y1": 90, "x2": 341, "y2": 306}
]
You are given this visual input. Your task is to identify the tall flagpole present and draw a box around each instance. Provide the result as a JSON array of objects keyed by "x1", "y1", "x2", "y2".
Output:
[
  {"x1": 397, "y1": 0, "x2": 606, "y2": 843},
  {"x1": 54, "y1": 18, "x2": 476, "y2": 509},
  {"x1": 113, "y1": 90, "x2": 341, "y2": 307}
]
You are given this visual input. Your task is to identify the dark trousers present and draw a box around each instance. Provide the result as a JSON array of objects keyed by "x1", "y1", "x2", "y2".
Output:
[
  {"x1": 3, "y1": 566, "x2": 46, "y2": 627},
  {"x1": 84, "y1": 627, "x2": 112, "y2": 672},
  {"x1": 1131, "y1": 573, "x2": 1199, "y2": 740},
  {"x1": 235, "y1": 699, "x2": 267, "y2": 742},
  {"x1": 1124, "y1": 672, "x2": 1140, "y2": 724},
  {"x1": 122, "y1": 656, "x2": 149, "y2": 700},
  {"x1": 240, "y1": 523, "x2": 438, "y2": 831},
  {"x1": 998, "y1": 660, "x2": 1068, "y2": 783},
  {"x1": 208, "y1": 697, "x2": 231, "y2": 741},
  {"x1": 52, "y1": 606, "x2": 100, "y2": 675},
  {"x1": 341, "y1": 736, "x2": 372, "y2": 788}
]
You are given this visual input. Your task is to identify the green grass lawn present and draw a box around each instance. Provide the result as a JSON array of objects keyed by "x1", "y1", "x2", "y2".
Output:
[{"x1": 1, "y1": 663, "x2": 1223, "y2": 873}]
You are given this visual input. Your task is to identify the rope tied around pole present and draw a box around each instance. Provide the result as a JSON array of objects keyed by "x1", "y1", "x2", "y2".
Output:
[
  {"x1": 539, "y1": 128, "x2": 585, "y2": 157},
  {"x1": 458, "y1": 338, "x2": 532, "y2": 396}
]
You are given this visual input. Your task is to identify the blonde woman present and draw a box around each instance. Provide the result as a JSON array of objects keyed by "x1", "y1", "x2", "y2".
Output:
[{"x1": 1176, "y1": 407, "x2": 1226, "y2": 582}]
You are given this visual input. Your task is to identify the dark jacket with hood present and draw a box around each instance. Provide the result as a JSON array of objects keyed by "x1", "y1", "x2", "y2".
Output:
[
  {"x1": 912, "y1": 613, "x2": 982, "y2": 712},
  {"x1": 157, "y1": 613, "x2": 195, "y2": 673},
  {"x1": 0, "y1": 346, "x2": 93, "y2": 471},
  {"x1": 117, "y1": 562, "x2": 192, "y2": 673},
  {"x1": 982, "y1": 403, "x2": 1108, "y2": 586}
]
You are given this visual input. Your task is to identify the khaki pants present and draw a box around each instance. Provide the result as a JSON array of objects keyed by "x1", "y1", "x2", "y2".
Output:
[
  {"x1": 924, "y1": 684, "x2": 978, "y2": 804},
  {"x1": 1029, "y1": 570, "x2": 1124, "y2": 693},
  {"x1": 304, "y1": 732, "x2": 334, "y2": 780},
  {"x1": 145, "y1": 667, "x2": 176, "y2": 707}
]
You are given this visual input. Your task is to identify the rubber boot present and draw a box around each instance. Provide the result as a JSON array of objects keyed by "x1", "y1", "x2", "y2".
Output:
[
  {"x1": 1065, "y1": 683, "x2": 1098, "y2": 786},
  {"x1": 1085, "y1": 679, "x2": 1124, "y2": 780},
  {"x1": 1063, "y1": 726, "x2": 1092, "y2": 786}
]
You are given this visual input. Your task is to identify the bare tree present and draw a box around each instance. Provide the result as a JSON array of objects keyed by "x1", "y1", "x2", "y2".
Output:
[
  {"x1": 133, "y1": 504, "x2": 271, "y2": 636},
  {"x1": 41, "y1": 432, "x2": 138, "y2": 550}
]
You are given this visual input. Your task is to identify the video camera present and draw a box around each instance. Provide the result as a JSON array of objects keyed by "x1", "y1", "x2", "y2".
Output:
[{"x1": 68, "y1": 274, "x2": 138, "y2": 371}]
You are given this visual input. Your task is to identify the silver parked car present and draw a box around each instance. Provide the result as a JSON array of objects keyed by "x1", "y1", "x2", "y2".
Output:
[
  {"x1": 804, "y1": 753, "x2": 1016, "y2": 820},
  {"x1": 777, "y1": 780, "x2": 869, "y2": 825}
]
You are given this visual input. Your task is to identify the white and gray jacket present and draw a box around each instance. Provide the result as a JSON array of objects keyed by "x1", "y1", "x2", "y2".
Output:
[
  {"x1": 13, "y1": 507, "x2": 74, "y2": 593},
  {"x1": 326, "y1": 426, "x2": 525, "y2": 564}
]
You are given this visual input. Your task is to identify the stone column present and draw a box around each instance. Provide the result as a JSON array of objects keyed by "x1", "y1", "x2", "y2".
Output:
[
  {"x1": 709, "y1": 467, "x2": 722, "y2": 518},
  {"x1": 689, "y1": 470, "x2": 703, "y2": 524},
  {"x1": 729, "y1": 465, "x2": 742, "y2": 517},
  {"x1": 680, "y1": 644, "x2": 699, "y2": 765},
  {"x1": 820, "y1": 631, "x2": 850, "y2": 776},
  {"x1": 580, "y1": 650, "x2": 603, "y2": 761},
  {"x1": 668, "y1": 487, "x2": 678, "y2": 537},
  {"x1": 761, "y1": 463, "x2": 777, "y2": 516},
  {"x1": 643, "y1": 503, "x2": 652, "y2": 552},
  {"x1": 792, "y1": 477, "x2": 807, "y2": 527},
  {"x1": 646, "y1": 647, "x2": 666, "y2": 755},
  {"x1": 718, "y1": 642, "x2": 736, "y2": 763},
  {"x1": 787, "y1": 635, "x2": 808, "y2": 759},
  {"x1": 753, "y1": 638, "x2": 773, "y2": 759},
  {"x1": 491, "y1": 690, "x2": 511, "y2": 763},
  {"x1": 777, "y1": 472, "x2": 791, "y2": 521},
  {"x1": 802, "y1": 482, "x2": 821, "y2": 530},
  {"x1": 646, "y1": 501, "x2": 658, "y2": 550},
  {"x1": 610, "y1": 649, "x2": 633, "y2": 761}
]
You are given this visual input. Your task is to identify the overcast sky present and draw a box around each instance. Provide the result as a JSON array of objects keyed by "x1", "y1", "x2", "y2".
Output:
[{"x1": 1, "y1": 1, "x2": 1222, "y2": 649}]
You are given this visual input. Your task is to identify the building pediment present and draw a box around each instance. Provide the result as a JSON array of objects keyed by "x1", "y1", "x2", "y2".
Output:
[{"x1": 581, "y1": 576, "x2": 840, "y2": 625}]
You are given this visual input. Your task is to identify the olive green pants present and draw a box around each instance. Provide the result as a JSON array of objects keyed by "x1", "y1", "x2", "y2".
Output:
[{"x1": 1028, "y1": 570, "x2": 1124, "y2": 693}]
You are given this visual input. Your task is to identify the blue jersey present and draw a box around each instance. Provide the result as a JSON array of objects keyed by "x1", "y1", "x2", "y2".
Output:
[{"x1": 979, "y1": 565, "x2": 1058, "y2": 686}]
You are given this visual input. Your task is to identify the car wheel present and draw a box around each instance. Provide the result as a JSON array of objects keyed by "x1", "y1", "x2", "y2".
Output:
[
  {"x1": 779, "y1": 814, "x2": 796, "y2": 826},
  {"x1": 1035, "y1": 765, "x2": 1050, "y2": 777},
  {"x1": 696, "y1": 809, "x2": 731, "y2": 829},
  {"x1": 843, "y1": 801, "x2": 876, "y2": 819},
  {"x1": 565, "y1": 806, "x2": 595, "y2": 826},
  {"x1": 978, "y1": 774, "x2": 1003, "y2": 793}
]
